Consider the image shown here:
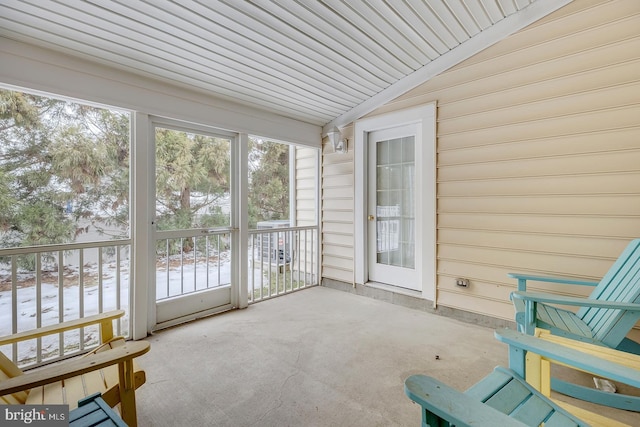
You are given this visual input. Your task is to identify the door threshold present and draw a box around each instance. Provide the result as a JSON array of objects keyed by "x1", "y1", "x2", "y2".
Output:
[{"x1": 365, "y1": 281, "x2": 421, "y2": 298}]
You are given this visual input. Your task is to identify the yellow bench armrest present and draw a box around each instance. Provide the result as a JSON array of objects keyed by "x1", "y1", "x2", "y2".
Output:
[
  {"x1": 0, "y1": 341, "x2": 149, "y2": 396},
  {"x1": 0, "y1": 310, "x2": 125, "y2": 346}
]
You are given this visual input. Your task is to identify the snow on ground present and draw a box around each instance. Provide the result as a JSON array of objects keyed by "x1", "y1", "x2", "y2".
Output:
[{"x1": 0, "y1": 248, "x2": 273, "y2": 365}]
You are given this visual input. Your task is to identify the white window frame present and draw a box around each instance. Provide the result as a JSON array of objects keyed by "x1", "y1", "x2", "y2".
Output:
[{"x1": 354, "y1": 102, "x2": 436, "y2": 302}]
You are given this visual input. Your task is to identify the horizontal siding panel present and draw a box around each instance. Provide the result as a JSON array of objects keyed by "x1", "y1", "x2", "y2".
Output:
[
  {"x1": 322, "y1": 162, "x2": 354, "y2": 176},
  {"x1": 438, "y1": 260, "x2": 593, "y2": 298},
  {"x1": 323, "y1": 150, "x2": 354, "y2": 163},
  {"x1": 438, "y1": 244, "x2": 612, "y2": 279},
  {"x1": 439, "y1": 260, "x2": 517, "y2": 286},
  {"x1": 438, "y1": 128, "x2": 640, "y2": 163},
  {"x1": 296, "y1": 188, "x2": 316, "y2": 199},
  {"x1": 426, "y1": 22, "x2": 640, "y2": 101},
  {"x1": 437, "y1": 229, "x2": 626, "y2": 258},
  {"x1": 440, "y1": 60, "x2": 640, "y2": 120},
  {"x1": 403, "y1": 37, "x2": 640, "y2": 113},
  {"x1": 323, "y1": 174, "x2": 353, "y2": 188},
  {"x1": 296, "y1": 168, "x2": 316, "y2": 179},
  {"x1": 438, "y1": 173, "x2": 640, "y2": 196},
  {"x1": 322, "y1": 210, "x2": 353, "y2": 222},
  {"x1": 439, "y1": 214, "x2": 640, "y2": 238},
  {"x1": 436, "y1": 291, "x2": 514, "y2": 321},
  {"x1": 457, "y1": 0, "x2": 631, "y2": 64},
  {"x1": 323, "y1": 199, "x2": 355, "y2": 211},
  {"x1": 323, "y1": 255, "x2": 354, "y2": 270},
  {"x1": 439, "y1": 152, "x2": 640, "y2": 181},
  {"x1": 322, "y1": 233, "x2": 353, "y2": 247},
  {"x1": 296, "y1": 156, "x2": 316, "y2": 169},
  {"x1": 437, "y1": 279, "x2": 513, "y2": 302},
  {"x1": 322, "y1": 222, "x2": 355, "y2": 235},
  {"x1": 323, "y1": 244, "x2": 353, "y2": 258},
  {"x1": 439, "y1": 105, "x2": 640, "y2": 149},
  {"x1": 321, "y1": 267, "x2": 353, "y2": 283},
  {"x1": 322, "y1": 186, "x2": 353, "y2": 199},
  {"x1": 438, "y1": 195, "x2": 640, "y2": 215},
  {"x1": 439, "y1": 83, "x2": 640, "y2": 135}
]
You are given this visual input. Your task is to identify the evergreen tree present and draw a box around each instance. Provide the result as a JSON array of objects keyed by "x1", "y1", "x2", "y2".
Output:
[{"x1": 247, "y1": 139, "x2": 289, "y2": 228}]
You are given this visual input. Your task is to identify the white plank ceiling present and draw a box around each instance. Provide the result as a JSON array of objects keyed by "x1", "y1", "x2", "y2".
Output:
[{"x1": 0, "y1": 0, "x2": 570, "y2": 130}]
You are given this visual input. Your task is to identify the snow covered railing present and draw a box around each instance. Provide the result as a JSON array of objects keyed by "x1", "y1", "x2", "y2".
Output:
[
  {"x1": 248, "y1": 225, "x2": 319, "y2": 303},
  {"x1": 0, "y1": 239, "x2": 131, "y2": 368}
]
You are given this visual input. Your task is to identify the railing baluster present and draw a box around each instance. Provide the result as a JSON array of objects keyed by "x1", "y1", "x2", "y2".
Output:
[
  {"x1": 11, "y1": 256, "x2": 18, "y2": 364},
  {"x1": 217, "y1": 234, "x2": 221, "y2": 286},
  {"x1": 206, "y1": 235, "x2": 210, "y2": 289},
  {"x1": 116, "y1": 245, "x2": 122, "y2": 337},
  {"x1": 193, "y1": 236, "x2": 198, "y2": 291},
  {"x1": 58, "y1": 250, "x2": 64, "y2": 359},
  {"x1": 79, "y1": 249, "x2": 85, "y2": 351},
  {"x1": 98, "y1": 247, "x2": 104, "y2": 313},
  {"x1": 36, "y1": 253, "x2": 42, "y2": 364}
]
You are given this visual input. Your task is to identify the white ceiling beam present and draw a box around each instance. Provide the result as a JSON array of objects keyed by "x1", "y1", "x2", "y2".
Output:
[
  {"x1": 322, "y1": 0, "x2": 574, "y2": 135},
  {"x1": 0, "y1": 38, "x2": 321, "y2": 147}
]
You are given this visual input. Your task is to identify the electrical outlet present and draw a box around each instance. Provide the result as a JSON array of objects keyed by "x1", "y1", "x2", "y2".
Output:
[{"x1": 455, "y1": 278, "x2": 469, "y2": 287}]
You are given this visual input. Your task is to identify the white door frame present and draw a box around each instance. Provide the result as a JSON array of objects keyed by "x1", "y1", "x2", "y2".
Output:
[
  {"x1": 149, "y1": 117, "x2": 239, "y2": 329},
  {"x1": 354, "y1": 103, "x2": 436, "y2": 302}
]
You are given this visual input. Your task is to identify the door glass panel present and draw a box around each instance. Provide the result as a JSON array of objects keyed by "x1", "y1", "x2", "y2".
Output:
[
  {"x1": 376, "y1": 136, "x2": 415, "y2": 269},
  {"x1": 155, "y1": 127, "x2": 231, "y2": 231}
]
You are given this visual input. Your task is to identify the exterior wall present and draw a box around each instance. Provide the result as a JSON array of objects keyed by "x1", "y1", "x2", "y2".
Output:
[
  {"x1": 294, "y1": 147, "x2": 320, "y2": 280},
  {"x1": 321, "y1": 0, "x2": 640, "y2": 325},
  {"x1": 322, "y1": 142, "x2": 355, "y2": 284},
  {"x1": 295, "y1": 147, "x2": 318, "y2": 226}
]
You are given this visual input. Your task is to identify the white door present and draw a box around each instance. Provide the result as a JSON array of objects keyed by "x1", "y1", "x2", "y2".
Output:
[{"x1": 367, "y1": 124, "x2": 419, "y2": 291}]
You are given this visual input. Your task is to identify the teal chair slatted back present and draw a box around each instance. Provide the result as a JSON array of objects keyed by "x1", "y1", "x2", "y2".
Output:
[{"x1": 577, "y1": 239, "x2": 640, "y2": 346}]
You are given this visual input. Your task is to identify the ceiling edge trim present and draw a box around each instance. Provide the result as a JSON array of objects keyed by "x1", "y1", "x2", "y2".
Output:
[{"x1": 0, "y1": 37, "x2": 322, "y2": 147}]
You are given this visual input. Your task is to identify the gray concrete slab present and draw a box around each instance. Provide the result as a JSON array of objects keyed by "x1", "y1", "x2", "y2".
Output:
[{"x1": 135, "y1": 286, "x2": 639, "y2": 426}]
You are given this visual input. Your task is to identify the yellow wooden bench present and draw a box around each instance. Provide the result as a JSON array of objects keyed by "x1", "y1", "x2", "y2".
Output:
[{"x1": 0, "y1": 310, "x2": 149, "y2": 427}]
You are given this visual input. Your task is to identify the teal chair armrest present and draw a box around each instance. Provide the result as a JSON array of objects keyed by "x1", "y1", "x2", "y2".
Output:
[
  {"x1": 405, "y1": 375, "x2": 528, "y2": 427},
  {"x1": 511, "y1": 291, "x2": 640, "y2": 311},
  {"x1": 508, "y1": 273, "x2": 598, "y2": 291}
]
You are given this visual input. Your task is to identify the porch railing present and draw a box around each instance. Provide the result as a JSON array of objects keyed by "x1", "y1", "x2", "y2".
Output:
[
  {"x1": 248, "y1": 225, "x2": 319, "y2": 303},
  {"x1": 155, "y1": 229, "x2": 232, "y2": 301},
  {"x1": 1, "y1": 225, "x2": 319, "y2": 367},
  {"x1": 154, "y1": 225, "x2": 319, "y2": 304},
  {"x1": 0, "y1": 240, "x2": 131, "y2": 368}
]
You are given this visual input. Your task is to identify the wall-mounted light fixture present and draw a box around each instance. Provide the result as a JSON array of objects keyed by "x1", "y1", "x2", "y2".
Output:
[{"x1": 327, "y1": 127, "x2": 348, "y2": 154}]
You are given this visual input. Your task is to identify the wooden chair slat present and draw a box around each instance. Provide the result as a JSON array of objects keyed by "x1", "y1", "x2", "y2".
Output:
[
  {"x1": 511, "y1": 395, "x2": 553, "y2": 426},
  {"x1": 485, "y1": 379, "x2": 531, "y2": 414}
]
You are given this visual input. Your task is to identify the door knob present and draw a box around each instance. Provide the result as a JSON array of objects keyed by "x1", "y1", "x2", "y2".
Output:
[{"x1": 368, "y1": 215, "x2": 375, "y2": 221}]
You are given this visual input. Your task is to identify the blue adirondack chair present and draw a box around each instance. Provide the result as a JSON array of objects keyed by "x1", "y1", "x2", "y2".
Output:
[
  {"x1": 509, "y1": 238, "x2": 640, "y2": 410},
  {"x1": 405, "y1": 366, "x2": 589, "y2": 427}
]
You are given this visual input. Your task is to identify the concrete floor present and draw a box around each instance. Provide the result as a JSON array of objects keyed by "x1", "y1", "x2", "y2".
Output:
[{"x1": 135, "y1": 286, "x2": 639, "y2": 426}]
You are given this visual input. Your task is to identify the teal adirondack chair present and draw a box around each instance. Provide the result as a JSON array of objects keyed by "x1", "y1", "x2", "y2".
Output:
[
  {"x1": 509, "y1": 238, "x2": 640, "y2": 410},
  {"x1": 405, "y1": 367, "x2": 589, "y2": 427}
]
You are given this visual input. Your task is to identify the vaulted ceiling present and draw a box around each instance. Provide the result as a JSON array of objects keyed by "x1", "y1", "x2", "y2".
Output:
[{"x1": 0, "y1": 1, "x2": 571, "y2": 132}]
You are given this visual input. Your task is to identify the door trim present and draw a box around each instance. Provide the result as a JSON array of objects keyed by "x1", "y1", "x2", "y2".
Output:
[
  {"x1": 354, "y1": 103, "x2": 436, "y2": 303},
  {"x1": 150, "y1": 118, "x2": 239, "y2": 329}
]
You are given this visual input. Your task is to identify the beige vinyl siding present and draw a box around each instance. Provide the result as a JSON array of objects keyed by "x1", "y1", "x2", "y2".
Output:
[
  {"x1": 294, "y1": 147, "x2": 318, "y2": 226},
  {"x1": 322, "y1": 141, "x2": 355, "y2": 284},
  {"x1": 293, "y1": 147, "x2": 319, "y2": 281},
  {"x1": 321, "y1": 0, "x2": 640, "y2": 323}
]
